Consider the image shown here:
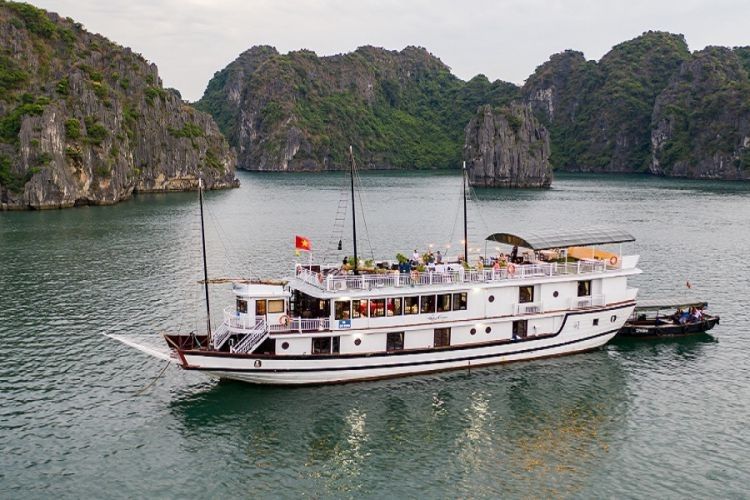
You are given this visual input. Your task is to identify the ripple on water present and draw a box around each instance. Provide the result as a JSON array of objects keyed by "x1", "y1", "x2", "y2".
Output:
[{"x1": 1, "y1": 172, "x2": 750, "y2": 498}]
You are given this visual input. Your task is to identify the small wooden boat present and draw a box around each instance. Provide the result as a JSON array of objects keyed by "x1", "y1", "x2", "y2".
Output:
[{"x1": 618, "y1": 298, "x2": 719, "y2": 338}]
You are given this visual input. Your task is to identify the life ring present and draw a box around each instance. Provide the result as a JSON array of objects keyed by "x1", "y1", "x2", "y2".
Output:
[
  {"x1": 279, "y1": 315, "x2": 290, "y2": 326},
  {"x1": 410, "y1": 270, "x2": 419, "y2": 281},
  {"x1": 609, "y1": 255, "x2": 618, "y2": 266},
  {"x1": 507, "y1": 264, "x2": 516, "y2": 276}
]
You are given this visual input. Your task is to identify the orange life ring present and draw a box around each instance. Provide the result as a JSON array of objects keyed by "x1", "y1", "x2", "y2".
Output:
[
  {"x1": 507, "y1": 264, "x2": 516, "y2": 275},
  {"x1": 279, "y1": 315, "x2": 290, "y2": 326},
  {"x1": 410, "y1": 270, "x2": 419, "y2": 281},
  {"x1": 609, "y1": 255, "x2": 618, "y2": 266}
]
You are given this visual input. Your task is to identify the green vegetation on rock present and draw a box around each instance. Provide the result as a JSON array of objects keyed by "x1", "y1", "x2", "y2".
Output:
[
  {"x1": 197, "y1": 45, "x2": 519, "y2": 170},
  {"x1": 0, "y1": 1, "x2": 237, "y2": 209}
]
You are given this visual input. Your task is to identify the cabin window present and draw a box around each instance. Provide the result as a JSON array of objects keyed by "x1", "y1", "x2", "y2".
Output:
[
  {"x1": 334, "y1": 301, "x2": 350, "y2": 320},
  {"x1": 256, "y1": 300, "x2": 266, "y2": 315},
  {"x1": 437, "y1": 294, "x2": 452, "y2": 312},
  {"x1": 593, "y1": 318, "x2": 599, "y2": 326},
  {"x1": 332, "y1": 336, "x2": 340, "y2": 354},
  {"x1": 513, "y1": 320, "x2": 528, "y2": 339},
  {"x1": 352, "y1": 300, "x2": 368, "y2": 318},
  {"x1": 404, "y1": 296, "x2": 419, "y2": 315},
  {"x1": 387, "y1": 297, "x2": 402, "y2": 316},
  {"x1": 452, "y1": 292, "x2": 467, "y2": 311},
  {"x1": 370, "y1": 299, "x2": 386, "y2": 317},
  {"x1": 236, "y1": 299, "x2": 248, "y2": 314},
  {"x1": 268, "y1": 299, "x2": 285, "y2": 314},
  {"x1": 434, "y1": 328, "x2": 451, "y2": 348},
  {"x1": 519, "y1": 286, "x2": 534, "y2": 303},
  {"x1": 578, "y1": 280, "x2": 592, "y2": 297},
  {"x1": 312, "y1": 337, "x2": 332, "y2": 354},
  {"x1": 420, "y1": 295, "x2": 436, "y2": 314},
  {"x1": 386, "y1": 332, "x2": 404, "y2": 351}
]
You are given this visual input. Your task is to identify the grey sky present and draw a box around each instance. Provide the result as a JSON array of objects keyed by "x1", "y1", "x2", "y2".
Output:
[{"x1": 32, "y1": 0, "x2": 750, "y2": 102}]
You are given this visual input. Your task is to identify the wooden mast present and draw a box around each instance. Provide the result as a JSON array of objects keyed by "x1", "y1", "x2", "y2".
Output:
[
  {"x1": 463, "y1": 161, "x2": 468, "y2": 263},
  {"x1": 350, "y1": 146, "x2": 359, "y2": 275},
  {"x1": 199, "y1": 178, "x2": 212, "y2": 343}
]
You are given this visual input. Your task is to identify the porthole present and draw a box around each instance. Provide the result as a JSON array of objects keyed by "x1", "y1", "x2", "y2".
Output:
[
  {"x1": 254, "y1": 360, "x2": 262, "y2": 368},
  {"x1": 553, "y1": 291, "x2": 559, "y2": 298},
  {"x1": 488, "y1": 295, "x2": 495, "y2": 303},
  {"x1": 470, "y1": 328, "x2": 477, "y2": 335},
  {"x1": 281, "y1": 342, "x2": 289, "y2": 350},
  {"x1": 354, "y1": 338, "x2": 362, "y2": 346},
  {"x1": 485, "y1": 326, "x2": 492, "y2": 334},
  {"x1": 610, "y1": 315, "x2": 617, "y2": 323}
]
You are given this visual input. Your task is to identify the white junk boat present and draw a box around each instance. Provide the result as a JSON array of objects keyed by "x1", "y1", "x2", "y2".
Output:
[{"x1": 111, "y1": 156, "x2": 640, "y2": 385}]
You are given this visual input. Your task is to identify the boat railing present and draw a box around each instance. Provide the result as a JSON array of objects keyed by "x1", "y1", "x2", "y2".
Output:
[
  {"x1": 296, "y1": 260, "x2": 610, "y2": 292},
  {"x1": 230, "y1": 329, "x2": 268, "y2": 354},
  {"x1": 223, "y1": 306, "x2": 266, "y2": 332},
  {"x1": 212, "y1": 322, "x2": 232, "y2": 350},
  {"x1": 514, "y1": 301, "x2": 544, "y2": 315},
  {"x1": 570, "y1": 294, "x2": 606, "y2": 309},
  {"x1": 268, "y1": 317, "x2": 330, "y2": 333}
]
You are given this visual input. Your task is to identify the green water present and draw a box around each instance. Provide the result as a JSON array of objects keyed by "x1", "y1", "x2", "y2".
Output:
[{"x1": 1, "y1": 171, "x2": 749, "y2": 498}]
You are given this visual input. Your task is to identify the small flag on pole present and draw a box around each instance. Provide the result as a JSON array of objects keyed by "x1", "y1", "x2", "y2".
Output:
[
  {"x1": 686, "y1": 280, "x2": 692, "y2": 289},
  {"x1": 295, "y1": 235, "x2": 312, "y2": 252}
]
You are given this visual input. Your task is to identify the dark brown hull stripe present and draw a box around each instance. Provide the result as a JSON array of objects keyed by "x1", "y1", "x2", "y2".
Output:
[{"x1": 184, "y1": 328, "x2": 619, "y2": 373}]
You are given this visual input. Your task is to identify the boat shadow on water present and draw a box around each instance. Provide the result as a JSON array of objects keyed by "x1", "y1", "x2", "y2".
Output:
[{"x1": 166, "y1": 352, "x2": 634, "y2": 497}]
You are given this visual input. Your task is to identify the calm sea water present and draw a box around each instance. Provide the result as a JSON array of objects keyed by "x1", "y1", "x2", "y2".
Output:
[{"x1": 1, "y1": 171, "x2": 749, "y2": 498}]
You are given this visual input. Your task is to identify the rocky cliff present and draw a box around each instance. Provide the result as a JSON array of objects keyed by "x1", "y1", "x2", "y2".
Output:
[
  {"x1": 196, "y1": 45, "x2": 519, "y2": 171},
  {"x1": 523, "y1": 31, "x2": 690, "y2": 173},
  {"x1": 651, "y1": 47, "x2": 750, "y2": 179},
  {"x1": 0, "y1": 2, "x2": 237, "y2": 210},
  {"x1": 463, "y1": 103, "x2": 551, "y2": 188}
]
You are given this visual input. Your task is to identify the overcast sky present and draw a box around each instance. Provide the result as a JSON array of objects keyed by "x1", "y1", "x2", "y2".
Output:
[{"x1": 31, "y1": 0, "x2": 750, "y2": 102}]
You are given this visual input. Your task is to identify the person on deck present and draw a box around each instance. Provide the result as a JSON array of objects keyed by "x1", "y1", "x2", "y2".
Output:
[
  {"x1": 510, "y1": 245, "x2": 519, "y2": 263},
  {"x1": 435, "y1": 250, "x2": 443, "y2": 264},
  {"x1": 411, "y1": 249, "x2": 420, "y2": 265}
]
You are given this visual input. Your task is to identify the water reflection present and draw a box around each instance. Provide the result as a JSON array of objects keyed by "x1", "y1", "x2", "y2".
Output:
[{"x1": 167, "y1": 352, "x2": 627, "y2": 497}]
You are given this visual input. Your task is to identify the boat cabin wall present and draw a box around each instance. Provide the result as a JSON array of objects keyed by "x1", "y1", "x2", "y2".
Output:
[{"x1": 275, "y1": 314, "x2": 565, "y2": 357}]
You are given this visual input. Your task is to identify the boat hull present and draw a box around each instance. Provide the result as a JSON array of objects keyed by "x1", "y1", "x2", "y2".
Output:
[
  {"x1": 618, "y1": 315, "x2": 719, "y2": 338},
  {"x1": 178, "y1": 304, "x2": 633, "y2": 385}
]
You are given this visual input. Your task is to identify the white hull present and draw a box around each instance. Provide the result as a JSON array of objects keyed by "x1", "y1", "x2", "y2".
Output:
[{"x1": 180, "y1": 304, "x2": 633, "y2": 385}]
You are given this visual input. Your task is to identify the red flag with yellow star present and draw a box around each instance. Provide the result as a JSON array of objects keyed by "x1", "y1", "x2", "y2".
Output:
[{"x1": 295, "y1": 235, "x2": 312, "y2": 252}]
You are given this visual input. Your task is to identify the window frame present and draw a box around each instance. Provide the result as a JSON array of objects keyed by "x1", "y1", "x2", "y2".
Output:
[
  {"x1": 312, "y1": 337, "x2": 332, "y2": 354},
  {"x1": 334, "y1": 300, "x2": 351, "y2": 320},
  {"x1": 577, "y1": 280, "x2": 592, "y2": 297},
  {"x1": 512, "y1": 319, "x2": 528, "y2": 339},
  {"x1": 404, "y1": 296, "x2": 419, "y2": 315},
  {"x1": 420, "y1": 294, "x2": 436, "y2": 314},
  {"x1": 370, "y1": 298, "x2": 386, "y2": 318},
  {"x1": 519, "y1": 286, "x2": 534, "y2": 304},
  {"x1": 387, "y1": 297, "x2": 402, "y2": 316},
  {"x1": 386, "y1": 331, "x2": 405, "y2": 352},
  {"x1": 434, "y1": 327, "x2": 451, "y2": 348},
  {"x1": 267, "y1": 299, "x2": 285, "y2": 314},
  {"x1": 452, "y1": 292, "x2": 467, "y2": 311},
  {"x1": 436, "y1": 294, "x2": 452, "y2": 313}
]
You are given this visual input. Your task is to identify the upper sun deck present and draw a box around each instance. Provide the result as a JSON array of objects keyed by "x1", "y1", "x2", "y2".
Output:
[
  {"x1": 292, "y1": 228, "x2": 639, "y2": 295},
  {"x1": 293, "y1": 256, "x2": 640, "y2": 295}
]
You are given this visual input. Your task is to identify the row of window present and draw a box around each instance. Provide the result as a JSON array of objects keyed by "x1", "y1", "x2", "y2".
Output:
[
  {"x1": 236, "y1": 299, "x2": 285, "y2": 315},
  {"x1": 334, "y1": 293, "x2": 468, "y2": 320},
  {"x1": 303, "y1": 321, "x2": 535, "y2": 354}
]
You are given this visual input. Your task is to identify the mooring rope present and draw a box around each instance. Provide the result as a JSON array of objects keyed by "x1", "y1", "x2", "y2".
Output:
[{"x1": 134, "y1": 360, "x2": 171, "y2": 396}]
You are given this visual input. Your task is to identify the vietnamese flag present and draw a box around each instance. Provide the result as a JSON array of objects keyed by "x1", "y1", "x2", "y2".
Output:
[{"x1": 295, "y1": 235, "x2": 312, "y2": 252}]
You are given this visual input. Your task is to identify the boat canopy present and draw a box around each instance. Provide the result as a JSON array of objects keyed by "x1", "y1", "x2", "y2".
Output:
[
  {"x1": 635, "y1": 298, "x2": 708, "y2": 311},
  {"x1": 485, "y1": 228, "x2": 635, "y2": 250}
]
